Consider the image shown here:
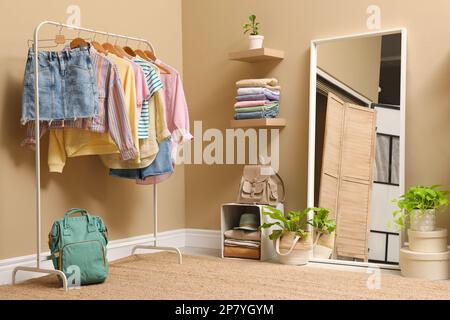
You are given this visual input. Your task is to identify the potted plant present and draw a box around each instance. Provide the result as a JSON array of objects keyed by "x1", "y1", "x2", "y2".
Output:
[
  {"x1": 242, "y1": 14, "x2": 264, "y2": 49},
  {"x1": 308, "y1": 207, "x2": 337, "y2": 259},
  {"x1": 392, "y1": 185, "x2": 449, "y2": 231},
  {"x1": 260, "y1": 206, "x2": 335, "y2": 265}
]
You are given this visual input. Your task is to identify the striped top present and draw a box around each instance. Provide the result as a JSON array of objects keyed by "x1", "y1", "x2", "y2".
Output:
[
  {"x1": 22, "y1": 49, "x2": 137, "y2": 160},
  {"x1": 133, "y1": 57, "x2": 164, "y2": 139}
]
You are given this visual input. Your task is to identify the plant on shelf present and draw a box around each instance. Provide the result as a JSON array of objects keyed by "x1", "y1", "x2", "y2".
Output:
[
  {"x1": 392, "y1": 185, "x2": 449, "y2": 232},
  {"x1": 242, "y1": 14, "x2": 264, "y2": 49},
  {"x1": 260, "y1": 206, "x2": 335, "y2": 265}
]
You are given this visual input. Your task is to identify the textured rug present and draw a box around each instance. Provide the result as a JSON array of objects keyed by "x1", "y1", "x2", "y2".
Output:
[{"x1": 0, "y1": 252, "x2": 449, "y2": 300}]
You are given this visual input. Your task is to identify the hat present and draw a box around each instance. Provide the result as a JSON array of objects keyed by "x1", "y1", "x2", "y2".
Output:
[{"x1": 234, "y1": 213, "x2": 259, "y2": 231}]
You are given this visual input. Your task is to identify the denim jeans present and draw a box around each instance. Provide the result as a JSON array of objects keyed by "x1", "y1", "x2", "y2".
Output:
[
  {"x1": 109, "y1": 138, "x2": 174, "y2": 180},
  {"x1": 21, "y1": 47, "x2": 99, "y2": 124},
  {"x1": 233, "y1": 109, "x2": 279, "y2": 120}
]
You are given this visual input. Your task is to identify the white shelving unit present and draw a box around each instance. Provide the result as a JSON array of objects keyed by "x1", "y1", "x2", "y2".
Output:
[{"x1": 220, "y1": 203, "x2": 284, "y2": 261}]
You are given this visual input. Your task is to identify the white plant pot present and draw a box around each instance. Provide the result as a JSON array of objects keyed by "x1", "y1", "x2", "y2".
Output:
[
  {"x1": 249, "y1": 35, "x2": 264, "y2": 49},
  {"x1": 410, "y1": 209, "x2": 436, "y2": 231},
  {"x1": 274, "y1": 232, "x2": 312, "y2": 265},
  {"x1": 313, "y1": 244, "x2": 333, "y2": 259},
  {"x1": 400, "y1": 247, "x2": 449, "y2": 280},
  {"x1": 313, "y1": 232, "x2": 335, "y2": 259},
  {"x1": 408, "y1": 228, "x2": 448, "y2": 253}
]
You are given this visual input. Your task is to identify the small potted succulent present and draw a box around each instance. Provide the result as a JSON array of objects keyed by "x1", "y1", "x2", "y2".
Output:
[
  {"x1": 392, "y1": 185, "x2": 449, "y2": 231},
  {"x1": 242, "y1": 14, "x2": 264, "y2": 49},
  {"x1": 260, "y1": 206, "x2": 335, "y2": 265}
]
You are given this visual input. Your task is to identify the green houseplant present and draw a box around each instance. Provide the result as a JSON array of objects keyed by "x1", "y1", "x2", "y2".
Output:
[
  {"x1": 392, "y1": 185, "x2": 449, "y2": 231},
  {"x1": 242, "y1": 14, "x2": 264, "y2": 49},
  {"x1": 307, "y1": 208, "x2": 336, "y2": 259},
  {"x1": 260, "y1": 206, "x2": 336, "y2": 265}
]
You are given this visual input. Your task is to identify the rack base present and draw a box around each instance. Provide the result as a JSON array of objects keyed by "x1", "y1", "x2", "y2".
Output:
[
  {"x1": 132, "y1": 245, "x2": 183, "y2": 264},
  {"x1": 12, "y1": 266, "x2": 68, "y2": 292}
]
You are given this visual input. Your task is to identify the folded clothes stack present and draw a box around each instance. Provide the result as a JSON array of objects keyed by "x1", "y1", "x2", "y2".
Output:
[
  {"x1": 223, "y1": 213, "x2": 261, "y2": 260},
  {"x1": 234, "y1": 78, "x2": 280, "y2": 120}
]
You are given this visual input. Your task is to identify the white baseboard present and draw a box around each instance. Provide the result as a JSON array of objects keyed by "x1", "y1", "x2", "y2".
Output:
[
  {"x1": 0, "y1": 228, "x2": 221, "y2": 286},
  {"x1": 185, "y1": 228, "x2": 222, "y2": 249}
]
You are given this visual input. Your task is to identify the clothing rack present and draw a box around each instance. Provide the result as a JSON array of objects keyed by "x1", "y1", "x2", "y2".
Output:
[{"x1": 12, "y1": 21, "x2": 182, "y2": 292}]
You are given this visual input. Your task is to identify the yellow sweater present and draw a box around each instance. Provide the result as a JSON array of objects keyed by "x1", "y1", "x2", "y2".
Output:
[{"x1": 48, "y1": 55, "x2": 139, "y2": 173}]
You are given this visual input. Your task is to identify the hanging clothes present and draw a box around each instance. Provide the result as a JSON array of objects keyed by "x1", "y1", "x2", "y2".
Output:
[
  {"x1": 133, "y1": 59, "x2": 192, "y2": 185},
  {"x1": 47, "y1": 50, "x2": 139, "y2": 172},
  {"x1": 23, "y1": 47, "x2": 136, "y2": 157},
  {"x1": 20, "y1": 40, "x2": 190, "y2": 184},
  {"x1": 21, "y1": 46, "x2": 99, "y2": 124},
  {"x1": 133, "y1": 57, "x2": 164, "y2": 139},
  {"x1": 127, "y1": 58, "x2": 150, "y2": 121},
  {"x1": 105, "y1": 87, "x2": 171, "y2": 170}
]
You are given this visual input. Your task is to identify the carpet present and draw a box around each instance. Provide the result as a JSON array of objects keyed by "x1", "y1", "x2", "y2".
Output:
[{"x1": 0, "y1": 252, "x2": 449, "y2": 300}]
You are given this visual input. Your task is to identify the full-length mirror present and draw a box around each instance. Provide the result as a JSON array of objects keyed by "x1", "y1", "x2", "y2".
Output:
[{"x1": 308, "y1": 30, "x2": 406, "y2": 266}]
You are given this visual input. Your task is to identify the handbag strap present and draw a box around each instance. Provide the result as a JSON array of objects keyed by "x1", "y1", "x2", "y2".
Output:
[
  {"x1": 275, "y1": 235, "x2": 301, "y2": 256},
  {"x1": 64, "y1": 208, "x2": 88, "y2": 218},
  {"x1": 62, "y1": 208, "x2": 96, "y2": 234},
  {"x1": 274, "y1": 172, "x2": 286, "y2": 202}
]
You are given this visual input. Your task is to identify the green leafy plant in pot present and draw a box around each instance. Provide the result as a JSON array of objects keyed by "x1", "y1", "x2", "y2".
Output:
[
  {"x1": 242, "y1": 14, "x2": 263, "y2": 49},
  {"x1": 308, "y1": 208, "x2": 336, "y2": 259},
  {"x1": 392, "y1": 185, "x2": 449, "y2": 232},
  {"x1": 260, "y1": 206, "x2": 335, "y2": 265}
]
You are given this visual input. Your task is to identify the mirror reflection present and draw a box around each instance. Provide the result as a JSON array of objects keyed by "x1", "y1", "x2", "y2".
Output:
[{"x1": 313, "y1": 33, "x2": 403, "y2": 264}]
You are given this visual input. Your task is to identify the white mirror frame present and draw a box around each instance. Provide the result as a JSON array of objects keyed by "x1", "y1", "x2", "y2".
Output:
[{"x1": 307, "y1": 28, "x2": 407, "y2": 270}]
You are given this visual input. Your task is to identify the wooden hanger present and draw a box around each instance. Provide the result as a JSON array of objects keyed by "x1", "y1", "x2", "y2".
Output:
[
  {"x1": 135, "y1": 48, "x2": 150, "y2": 61},
  {"x1": 102, "y1": 33, "x2": 120, "y2": 56},
  {"x1": 90, "y1": 33, "x2": 107, "y2": 54},
  {"x1": 121, "y1": 38, "x2": 136, "y2": 57},
  {"x1": 123, "y1": 46, "x2": 137, "y2": 57},
  {"x1": 144, "y1": 50, "x2": 156, "y2": 61},
  {"x1": 144, "y1": 49, "x2": 171, "y2": 74},
  {"x1": 55, "y1": 26, "x2": 66, "y2": 45},
  {"x1": 115, "y1": 44, "x2": 131, "y2": 58},
  {"x1": 92, "y1": 41, "x2": 106, "y2": 53},
  {"x1": 69, "y1": 30, "x2": 88, "y2": 49},
  {"x1": 70, "y1": 37, "x2": 88, "y2": 49}
]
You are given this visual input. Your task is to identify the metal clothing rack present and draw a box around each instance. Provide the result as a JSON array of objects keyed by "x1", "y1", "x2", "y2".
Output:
[{"x1": 12, "y1": 21, "x2": 182, "y2": 292}]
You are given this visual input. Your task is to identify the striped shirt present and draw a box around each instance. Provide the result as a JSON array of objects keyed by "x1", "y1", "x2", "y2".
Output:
[
  {"x1": 133, "y1": 57, "x2": 164, "y2": 139},
  {"x1": 22, "y1": 49, "x2": 137, "y2": 160}
]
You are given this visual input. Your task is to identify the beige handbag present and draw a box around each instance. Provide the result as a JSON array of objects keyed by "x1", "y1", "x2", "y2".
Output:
[
  {"x1": 275, "y1": 231, "x2": 313, "y2": 265},
  {"x1": 237, "y1": 165, "x2": 285, "y2": 206}
]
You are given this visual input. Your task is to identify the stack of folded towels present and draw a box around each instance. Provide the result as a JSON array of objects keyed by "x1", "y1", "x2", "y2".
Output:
[
  {"x1": 234, "y1": 78, "x2": 280, "y2": 120},
  {"x1": 223, "y1": 213, "x2": 261, "y2": 260}
]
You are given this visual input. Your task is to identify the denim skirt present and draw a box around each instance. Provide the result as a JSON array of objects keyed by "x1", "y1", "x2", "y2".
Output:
[
  {"x1": 110, "y1": 138, "x2": 174, "y2": 180},
  {"x1": 21, "y1": 47, "x2": 99, "y2": 124}
]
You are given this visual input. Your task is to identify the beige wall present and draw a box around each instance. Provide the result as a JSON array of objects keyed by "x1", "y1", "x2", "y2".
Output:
[
  {"x1": 318, "y1": 36, "x2": 382, "y2": 102},
  {"x1": 182, "y1": 0, "x2": 450, "y2": 242},
  {"x1": 0, "y1": 0, "x2": 185, "y2": 259}
]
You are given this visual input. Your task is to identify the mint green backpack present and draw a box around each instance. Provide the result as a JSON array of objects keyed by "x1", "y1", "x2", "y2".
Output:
[{"x1": 48, "y1": 208, "x2": 109, "y2": 285}]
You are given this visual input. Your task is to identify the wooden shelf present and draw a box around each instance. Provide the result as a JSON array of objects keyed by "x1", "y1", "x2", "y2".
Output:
[
  {"x1": 228, "y1": 48, "x2": 284, "y2": 62},
  {"x1": 230, "y1": 118, "x2": 286, "y2": 129}
]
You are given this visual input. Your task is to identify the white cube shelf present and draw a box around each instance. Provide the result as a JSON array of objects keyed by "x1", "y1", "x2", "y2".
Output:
[{"x1": 220, "y1": 203, "x2": 284, "y2": 261}]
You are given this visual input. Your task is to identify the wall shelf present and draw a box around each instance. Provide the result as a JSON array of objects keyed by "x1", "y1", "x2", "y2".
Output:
[
  {"x1": 228, "y1": 48, "x2": 284, "y2": 62},
  {"x1": 230, "y1": 118, "x2": 286, "y2": 129}
]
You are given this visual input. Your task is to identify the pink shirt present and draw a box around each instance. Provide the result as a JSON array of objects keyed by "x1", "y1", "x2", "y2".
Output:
[{"x1": 155, "y1": 59, "x2": 193, "y2": 145}]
